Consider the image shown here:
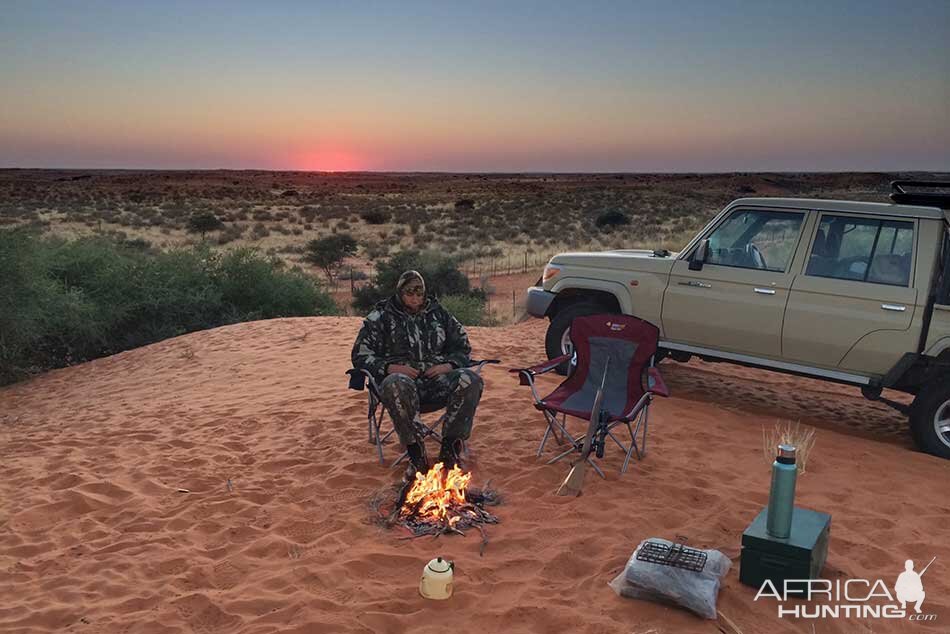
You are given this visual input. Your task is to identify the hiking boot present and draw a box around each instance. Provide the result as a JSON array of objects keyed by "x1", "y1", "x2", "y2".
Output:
[
  {"x1": 402, "y1": 463, "x2": 419, "y2": 484},
  {"x1": 406, "y1": 442, "x2": 429, "y2": 474},
  {"x1": 437, "y1": 437, "x2": 464, "y2": 471}
]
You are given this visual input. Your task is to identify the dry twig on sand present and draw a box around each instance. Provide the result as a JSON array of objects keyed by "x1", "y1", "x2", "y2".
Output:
[{"x1": 762, "y1": 420, "x2": 816, "y2": 473}]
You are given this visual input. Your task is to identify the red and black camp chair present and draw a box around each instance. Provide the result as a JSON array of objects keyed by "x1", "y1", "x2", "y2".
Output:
[
  {"x1": 347, "y1": 360, "x2": 498, "y2": 468},
  {"x1": 511, "y1": 314, "x2": 669, "y2": 475}
]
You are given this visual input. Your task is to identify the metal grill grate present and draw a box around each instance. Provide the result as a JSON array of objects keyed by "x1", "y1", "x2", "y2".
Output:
[{"x1": 635, "y1": 540, "x2": 708, "y2": 573}]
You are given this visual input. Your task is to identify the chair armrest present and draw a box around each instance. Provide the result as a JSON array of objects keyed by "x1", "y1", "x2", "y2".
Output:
[
  {"x1": 509, "y1": 353, "x2": 571, "y2": 387},
  {"x1": 347, "y1": 368, "x2": 381, "y2": 394},
  {"x1": 346, "y1": 369, "x2": 365, "y2": 391},
  {"x1": 468, "y1": 359, "x2": 500, "y2": 370},
  {"x1": 647, "y1": 366, "x2": 669, "y2": 397},
  {"x1": 509, "y1": 353, "x2": 572, "y2": 377}
]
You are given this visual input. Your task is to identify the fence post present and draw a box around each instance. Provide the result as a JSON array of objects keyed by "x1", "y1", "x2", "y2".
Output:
[
  {"x1": 512, "y1": 289, "x2": 516, "y2": 318},
  {"x1": 350, "y1": 267, "x2": 354, "y2": 295}
]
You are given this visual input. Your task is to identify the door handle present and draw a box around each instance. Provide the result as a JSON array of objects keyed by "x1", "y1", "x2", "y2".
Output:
[
  {"x1": 881, "y1": 304, "x2": 906, "y2": 312},
  {"x1": 753, "y1": 287, "x2": 776, "y2": 295},
  {"x1": 679, "y1": 281, "x2": 711, "y2": 288}
]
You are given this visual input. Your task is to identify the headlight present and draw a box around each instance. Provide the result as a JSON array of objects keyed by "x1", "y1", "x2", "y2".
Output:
[{"x1": 542, "y1": 264, "x2": 561, "y2": 282}]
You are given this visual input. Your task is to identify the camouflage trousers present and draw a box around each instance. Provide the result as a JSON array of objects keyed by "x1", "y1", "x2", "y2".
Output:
[{"x1": 378, "y1": 369, "x2": 484, "y2": 446}]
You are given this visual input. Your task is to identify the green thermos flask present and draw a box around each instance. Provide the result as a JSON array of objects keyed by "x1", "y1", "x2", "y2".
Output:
[{"x1": 766, "y1": 444, "x2": 797, "y2": 539}]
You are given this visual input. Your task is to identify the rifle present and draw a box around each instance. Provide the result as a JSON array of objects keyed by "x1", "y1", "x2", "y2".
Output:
[{"x1": 556, "y1": 357, "x2": 610, "y2": 497}]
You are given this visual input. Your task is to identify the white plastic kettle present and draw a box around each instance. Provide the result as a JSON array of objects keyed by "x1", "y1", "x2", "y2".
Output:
[{"x1": 419, "y1": 556, "x2": 454, "y2": 600}]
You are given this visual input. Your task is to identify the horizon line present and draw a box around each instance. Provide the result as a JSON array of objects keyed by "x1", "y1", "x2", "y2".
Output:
[{"x1": 2, "y1": 167, "x2": 949, "y2": 176}]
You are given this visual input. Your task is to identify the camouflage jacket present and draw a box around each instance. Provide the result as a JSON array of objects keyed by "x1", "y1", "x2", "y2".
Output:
[{"x1": 351, "y1": 295, "x2": 473, "y2": 383}]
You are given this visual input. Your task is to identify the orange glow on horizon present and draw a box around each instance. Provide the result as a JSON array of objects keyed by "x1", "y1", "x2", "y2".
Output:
[{"x1": 293, "y1": 147, "x2": 367, "y2": 172}]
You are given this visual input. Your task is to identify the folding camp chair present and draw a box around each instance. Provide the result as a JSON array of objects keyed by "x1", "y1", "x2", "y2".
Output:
[
  {"x1": 511, "y1": 314, "x2": 669, "y2": 476},
  {"x1": 347, "y1": 360, "x2": 498, "y2": 468}
]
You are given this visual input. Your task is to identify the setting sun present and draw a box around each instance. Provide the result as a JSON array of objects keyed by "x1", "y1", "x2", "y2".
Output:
[{"x1": 294, "y1": 148, "x2": 366, "y2": 172}]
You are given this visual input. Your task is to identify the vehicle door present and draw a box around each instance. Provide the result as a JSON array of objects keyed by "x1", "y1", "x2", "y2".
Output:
[
  {"x1": 662, "y1": 207, "x2": 807, "y2": 358},
  {"x1": 782, "y1": 212, "x2": 918, "y2": 374}
]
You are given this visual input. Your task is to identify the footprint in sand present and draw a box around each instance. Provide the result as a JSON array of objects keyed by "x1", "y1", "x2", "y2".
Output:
[{"x1": 172, "y1": 593, "x2": 243, "y2": 633}]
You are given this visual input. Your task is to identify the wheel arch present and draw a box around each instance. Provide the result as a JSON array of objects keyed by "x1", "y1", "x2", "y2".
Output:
[{"x1": 547, "y1": 278, "x2": 629, "y2": 317}]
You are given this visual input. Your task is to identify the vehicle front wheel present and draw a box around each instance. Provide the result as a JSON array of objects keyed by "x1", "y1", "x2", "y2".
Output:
[
  {"x1": 909, "y1": 378, "x2": 950, "y2": 460},
  {"x1": 544, "y1": 302, "x2": 617, "y2": 375}
]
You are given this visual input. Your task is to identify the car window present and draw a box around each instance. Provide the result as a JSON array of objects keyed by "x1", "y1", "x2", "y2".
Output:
[
  {"x1": 805, "y1": 215, "x2": 914, "y2": 286},
  {"x1": 704, "y1": 209, "x2": 804, "y2": 272}
]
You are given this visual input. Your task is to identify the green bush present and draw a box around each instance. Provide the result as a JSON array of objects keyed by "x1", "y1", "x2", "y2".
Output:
[
  {"x1": 360, "y1": 209, "x2": 389, "y2": 225},
  {"x1": 595, "y1": 210, "x2": 630, "y2": 229},
  {"x1": 352, "y1": 249, "x2": 471, "y2": 313},
  {"x1": 0, "y1": 229, "x2": 338, "y2": 385},
  {"x1": 439, "y1": 294, "x2": 490, "y2": 326},
  {"x1": 187, "y1": 211, "x2": 225, "y2": 237},
  {"x1": 213, "y1": 248, "x2": 335, "y2": 320}
]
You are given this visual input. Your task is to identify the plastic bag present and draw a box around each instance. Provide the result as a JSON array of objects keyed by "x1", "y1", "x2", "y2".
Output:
[{"x1": 608, "y1": 538, "x2": 731, "y2": 619}]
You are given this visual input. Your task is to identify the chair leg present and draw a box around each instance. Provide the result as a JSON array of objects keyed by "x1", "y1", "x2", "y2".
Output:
[
  {"x1": 603, "y1": 425, "x2": 635, "y2": 474},
  {"x1": 619, "y1": 405, "x2": 651, "y2": 474},
  {"x1": 537, "y1": 424, "x2": 553, "y2": 457},
  {"x1": 379, "y1": 424, "x2": 396, "y2": 443},
  {"x1": 622, "y1": 422, "x2": 637, "y2": 474},
  {"x1": 367, "y1": 395, "x2": 377, "y2": 444},
  {"x1": 375, "y1": 408, "x2": 387, "y2": 465},
  {"x1": 537, "y1": 410, "x2": 575, "y2": 457},
  {"x1": 640, "y1": 404, "x2": 649, "y2": 458},
  {"x1": 545, "y1": 444, "x2": 606, "y2": 479},
  {"x1": 391, "y1": 414, "x2": 447, "y2": 469},
  {"x1": 546, "y1": 442, "x2": 579, "y2": 465}
]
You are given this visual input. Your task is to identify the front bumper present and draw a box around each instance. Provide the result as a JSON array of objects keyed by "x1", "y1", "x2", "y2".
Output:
[{"x1": 526, "y1": 287, "x2": 556, "y2": 318}]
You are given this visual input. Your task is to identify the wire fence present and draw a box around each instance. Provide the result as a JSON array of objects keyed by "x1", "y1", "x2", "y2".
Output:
[{"x1": 457, "y1": 251, "x2": 558, "y2": 279}]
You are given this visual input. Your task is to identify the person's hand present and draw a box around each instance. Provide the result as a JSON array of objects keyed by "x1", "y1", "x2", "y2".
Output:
[
  {"x1": 387, "y1": 364, "x2": 420, "y2": 379},
  {"x1": 423, "y1": 363, "x2": 454, "y2": 378}
]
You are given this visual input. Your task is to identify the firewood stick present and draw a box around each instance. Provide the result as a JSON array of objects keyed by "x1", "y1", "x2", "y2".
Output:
[{"x1": 477, "y1": 525, "x2": 490, "y2": 556}]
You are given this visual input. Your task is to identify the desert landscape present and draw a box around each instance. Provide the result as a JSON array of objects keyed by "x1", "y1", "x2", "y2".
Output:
[
  {"x1": 4, "y1": 1, "x2": 948, "y2": 630},
  {"x1": 1, "y1": 315, "x2": 947, "y2": 633},
  {"x1": 3, "y1": 170, "x2": 947, "y2": 323}
]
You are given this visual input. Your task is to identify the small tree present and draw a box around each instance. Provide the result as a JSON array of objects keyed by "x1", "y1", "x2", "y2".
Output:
[
  {"x1": 352, "y1": 249, "x2": 472, "y2": 313},
  {"x1": 305, "y1": 234, "x2": 358, "y2": 287},
  {"x1": 187, "y1": 212, "x2": 225, "y2": 239},
  {"x1": 595, "y1": 210, "x2": 629, "y2": 230}
]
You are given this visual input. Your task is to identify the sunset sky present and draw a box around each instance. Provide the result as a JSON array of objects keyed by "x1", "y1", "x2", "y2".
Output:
[{"x1": 2, "y1": 1, "x2": 948, "y2": 172}]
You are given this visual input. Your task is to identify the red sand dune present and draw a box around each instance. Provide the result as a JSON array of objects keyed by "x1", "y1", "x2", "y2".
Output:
[{"x1": 1, "y1": 317, "x2": 948, "y2": 633}]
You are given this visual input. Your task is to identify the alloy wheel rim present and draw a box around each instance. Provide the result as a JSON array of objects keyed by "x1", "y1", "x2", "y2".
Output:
[
  {"x1": 934, "y1": 399, "x2": 950, "y2": 449},
  {"x1": 560, "y1": 327, "x2": 573, "y2": 356}
]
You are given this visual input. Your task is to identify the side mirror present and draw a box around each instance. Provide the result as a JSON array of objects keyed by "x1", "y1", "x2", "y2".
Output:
[{"x1": 689, "y1": 239, "x2": 709, "y2": 271}]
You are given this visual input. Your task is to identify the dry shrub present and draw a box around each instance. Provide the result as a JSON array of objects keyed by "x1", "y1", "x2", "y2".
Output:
[{"x1": 762, "y1": 420, "x2": 815, "y2": 474}]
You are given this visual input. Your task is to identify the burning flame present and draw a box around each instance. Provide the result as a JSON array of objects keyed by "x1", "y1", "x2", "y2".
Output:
[{"x1": 401, "y1": 462, "x2": 472, "y2": 525}]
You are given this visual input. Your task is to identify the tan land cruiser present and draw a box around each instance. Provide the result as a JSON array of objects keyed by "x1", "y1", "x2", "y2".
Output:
[{"x1": 526, "y1": 181, "x2": 950, "y2": 459}]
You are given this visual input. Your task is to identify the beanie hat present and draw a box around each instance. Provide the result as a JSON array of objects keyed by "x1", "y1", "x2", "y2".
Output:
[{"x1": 396, "y1": 270, "x2": 426, "y2": 294}]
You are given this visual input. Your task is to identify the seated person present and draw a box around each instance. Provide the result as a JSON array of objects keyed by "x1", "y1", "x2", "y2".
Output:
[{"x1": 351, "y1": 270, "x2": 484, "y2": 476}]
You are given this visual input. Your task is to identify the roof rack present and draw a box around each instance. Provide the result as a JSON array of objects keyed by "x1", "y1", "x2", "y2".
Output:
[{"x1": 890, "y1": 180, "x2": 950, "y2": 209}]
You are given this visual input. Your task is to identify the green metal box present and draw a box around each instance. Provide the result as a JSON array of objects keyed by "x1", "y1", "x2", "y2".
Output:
[{"x1": 739, "y1": 507, "x2": 831, "y2": 593}]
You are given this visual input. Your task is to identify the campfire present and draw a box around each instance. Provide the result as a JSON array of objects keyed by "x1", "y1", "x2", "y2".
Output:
[{"x1": 382, "y1": 462, "x2": 500, "y2": 550}]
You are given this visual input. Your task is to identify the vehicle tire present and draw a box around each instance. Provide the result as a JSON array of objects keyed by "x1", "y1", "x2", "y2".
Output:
[
  {"x1": 909, "y1": 378, "x2": 950, "y2": 460},
  {"x1": 544, "y1": 302, "x2": 618, "y2": 375}
]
